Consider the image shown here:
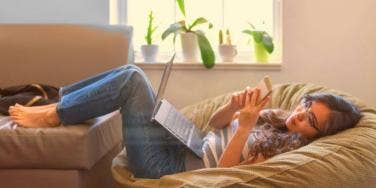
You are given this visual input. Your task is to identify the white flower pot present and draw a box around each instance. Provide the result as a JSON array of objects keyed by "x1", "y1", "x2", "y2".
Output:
[
  {"x1": 141, "y1": 44, "x2": 158, "y2": 63},
  {"x1": 180, "y1": 32, "x2": 199, "y2": 63},
  {"x1": 218, "y1": 44, "x2": 238, "y2": 62}
]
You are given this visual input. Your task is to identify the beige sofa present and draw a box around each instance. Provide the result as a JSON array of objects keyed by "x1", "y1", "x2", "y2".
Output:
[{"x1": 0, "y1": 24, "x2": 132, "y2": 188}]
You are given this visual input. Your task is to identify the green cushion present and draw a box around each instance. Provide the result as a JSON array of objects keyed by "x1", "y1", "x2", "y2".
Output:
[{"x1": 112, "y1": 83, "x2": 376, "y2": 187}]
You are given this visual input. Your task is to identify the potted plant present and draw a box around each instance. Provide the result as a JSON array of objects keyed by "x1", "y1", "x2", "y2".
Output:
[
  {"x1": 218, "y1": 29, "x2": 237, "y2": 62},
  {"x1": 242, "y1": 24, "x2": 274, "y2": 63},
  {"x1": 162, "y1": 0, "x2": 215, "y2": 69},
  {"x1": 141, "y1": 11, "x2": 158, "y2": 63}
]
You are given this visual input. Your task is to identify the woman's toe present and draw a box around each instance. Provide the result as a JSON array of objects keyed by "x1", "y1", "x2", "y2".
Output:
[
  {"x1": 11, "y1": 118, "x2": 21, "y2": 124},
  {"x1": 14, "y1": 104, "x2": 25, "y2": 109},
  {"x1": 8, "y1": 109, "x2": 15, "y2": 116},
  {"x1": 10, "y1": 113, "x2": 19, "y2": 118},
  {"x1": 9, "y1": 109, "x2": 18, "y2": 115}
]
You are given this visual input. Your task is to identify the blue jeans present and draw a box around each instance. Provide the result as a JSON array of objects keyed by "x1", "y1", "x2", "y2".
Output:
[{"x1": 56, "y1": 64, "x2": 186, "y2": 178}]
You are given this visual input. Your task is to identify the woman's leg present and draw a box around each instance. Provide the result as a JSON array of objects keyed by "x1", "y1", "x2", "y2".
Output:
[
  {"x1": 12, "y1": 66, "x2": 133, "y2": 113},
  {"x1": 56, "y1": 64, "x2": 186, "y2": 178},
  {"x1": 60, "y1": 66, "x2": 128, "y2": 97},
  {"x1": 9, "y1": 64, "x2": 186, "y2": 178}
]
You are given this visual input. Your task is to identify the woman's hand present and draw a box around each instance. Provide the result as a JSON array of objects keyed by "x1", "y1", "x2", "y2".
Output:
[
  {"x1": 218, "y1": 88, "x2": 270, "y2": 168},
  {"x1": 238, "y1": 88, "x2": 270, "y2": 132},
  {"x1": 228, "y1": 86, "x2": 251, "y2": 111},
  {"x1": 208, "y1": 87, "x2": 250, "y2": 129}
]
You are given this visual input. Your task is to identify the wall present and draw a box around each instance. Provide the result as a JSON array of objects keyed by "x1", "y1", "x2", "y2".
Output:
[
  {"x1": 0, "y1": 0, "x2": 375, "y2": 108},
  {"x1": 142, "y1": 0, "x2": 376, "y2": 108},
  {"x1": 0, "y1": 0, "x2": 108, "y2": 23}
]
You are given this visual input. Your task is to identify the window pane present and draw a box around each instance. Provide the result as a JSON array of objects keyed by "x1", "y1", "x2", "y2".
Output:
[
  {"x1": 175, "y1": 0, "x2": 221, "y2": 52},
  {"x1": 224, "y1": 0, "x2": 274, "y2": 52},
  {"x1": 128, "y1": 0, "x2": 175, "y2": 61},
  {"x1": 127, "y1": 0, "x2": 276, "y2": 62}
]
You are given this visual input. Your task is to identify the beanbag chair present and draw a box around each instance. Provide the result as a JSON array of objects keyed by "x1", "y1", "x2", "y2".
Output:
[{"x1": 112, "y1": 83, "x2": 376, "y2": 187}]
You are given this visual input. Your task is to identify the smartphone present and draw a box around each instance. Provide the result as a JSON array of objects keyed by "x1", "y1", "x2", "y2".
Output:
[{"x1": 255, "y1": 76, "x2": 272, "y2": 104}]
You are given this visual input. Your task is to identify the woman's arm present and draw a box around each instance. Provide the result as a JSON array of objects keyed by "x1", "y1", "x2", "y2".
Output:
[
  {"x1": 208, "y1": 87, "x2": 250, "y2": 129},
  {"x1": 218, "y1": 88, "x2": 270, "y2": 168},
  {"x1": 217, "y1": 127, "x2": 250, "y2": 167},
  {"x1": 207, "y1": 101, "x2": 238, "y2": 129}
]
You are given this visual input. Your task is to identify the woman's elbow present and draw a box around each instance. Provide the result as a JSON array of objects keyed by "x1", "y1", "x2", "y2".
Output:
[
  {"x1": 207, "y1": 118, "x2": 222, "y2": 129},
  {"x1": 208, "y1": 122, "x2": 227, "y2": 130}
]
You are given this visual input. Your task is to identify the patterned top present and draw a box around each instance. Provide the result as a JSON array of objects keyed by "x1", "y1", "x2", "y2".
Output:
[
  {"x1": 202, "y1": 119, "x2": 257, "y2": 168},
  {"x1": 185, "y1": 110, "x2": 306, "y2": 170}
]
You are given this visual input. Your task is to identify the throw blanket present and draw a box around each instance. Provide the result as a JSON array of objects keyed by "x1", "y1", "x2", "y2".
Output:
[{"x1": 0, "y1": 84, "x2": 59, "y2": 115}]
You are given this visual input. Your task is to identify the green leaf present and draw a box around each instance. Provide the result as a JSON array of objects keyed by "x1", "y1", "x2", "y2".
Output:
[
  {"x1": 173, "y1": 33, "x2": 177, "y2": 44},
  {"x1": 145, "y1": 11, "x2": 154, "y2": 44},
  {"x1": 208, "y1": 23, "x2": 213, "y2": 29},
  {"x1": 152, "y1": 26, "x2": 158, "y2": 33},
  {"x1": 176, "y1": 0, "x2": 186, "y2": 17},
  {"x1": 248, "y1": 22, "x2": 256, "y2": 29},
  {"x1": 195, "y1": 30, "x2": 215, "y2": 69},
  {"x1": 251, "y1": 31, "x2": 263, "y2": 43},
  {"x1": 188, "y1": 17, "x2": 207, "y2": 31},
  {"x1": 219, "y1": 30, "x2": 223, "y2": 45},
  {"x1": 242, "y1": 29, "x2": 253, "y2": 36},
  {"x1": 161, "y1": 22, "x2": 184, "y2": 40},
  {"x1": 242, "y1": 30, "x2": 262, "y2": 43},
  {"x1": 261, "y1": 32, "x2": 274, "y2": 53}
]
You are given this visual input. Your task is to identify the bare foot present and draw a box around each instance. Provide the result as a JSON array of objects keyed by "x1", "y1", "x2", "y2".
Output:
[
  {"x1": 14, "y1": 103, "x2": 57, "y2": 111},
  {"x1": 9, "y1": 104, "x2": 61, "y2": 128}
]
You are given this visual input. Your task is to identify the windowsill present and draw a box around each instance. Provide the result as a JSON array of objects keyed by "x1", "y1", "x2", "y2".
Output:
[
  {"x1": 133, "y1": 49, "x2": 282, "y2": 70},
  {"x1": 134, "y1": 62, "x2": 282, "y2": 70}
]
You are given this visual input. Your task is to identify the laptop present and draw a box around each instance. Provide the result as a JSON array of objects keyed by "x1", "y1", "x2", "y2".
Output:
[{"x1": 151, "y1": 54, "x2": 205, "y2": 158}]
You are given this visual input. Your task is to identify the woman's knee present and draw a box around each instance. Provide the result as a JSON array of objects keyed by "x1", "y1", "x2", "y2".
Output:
[
  {"x1": 119, "y1": 64, "x2": 144, "y2": 74},
  {"x1": 115, "y1": 65, "x2": 155, "y2": 106},
  {"x1": 118, "y1": 65, "x2": 147, "y2": 83}
]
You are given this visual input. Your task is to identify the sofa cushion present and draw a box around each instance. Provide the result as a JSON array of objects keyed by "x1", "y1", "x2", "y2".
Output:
[
  {"x1": 0, "y1": 111, "x2": 122, "y2": 170},
  {"x1": 111, "y1": 83, "x2": 376, "y2": 187}
]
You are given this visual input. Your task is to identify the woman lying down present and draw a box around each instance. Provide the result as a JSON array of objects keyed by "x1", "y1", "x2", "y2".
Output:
[{"x1": 7, "y1": 64, "x2": 362, "y2": 178}]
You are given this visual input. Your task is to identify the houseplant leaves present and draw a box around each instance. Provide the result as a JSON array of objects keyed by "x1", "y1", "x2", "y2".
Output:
[
  {"x1": 161, "y1": 21, "x2": 186, "y2": 40},
  {"x1": 176, "y1": 0, "x2": 186, "y2": 17},
  {"x1": 196, "y1": 30, "x2": 215, "y2": 69},
  {"x1": 188, "y1": 17, "x2": 208, "y2": 31}
]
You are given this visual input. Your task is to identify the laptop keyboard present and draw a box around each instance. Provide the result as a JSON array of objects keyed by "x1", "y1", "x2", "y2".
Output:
[{"x1": 165, "y1": 108, "x2": 192, "y2": 140}]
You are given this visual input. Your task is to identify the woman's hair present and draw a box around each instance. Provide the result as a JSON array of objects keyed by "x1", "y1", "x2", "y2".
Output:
[
  {"x1": 302, "y1": 93, "x2": 362, "y2": 136},
  {"x1": 248, "y1": 93, "x2": 362, "y2": 159}
]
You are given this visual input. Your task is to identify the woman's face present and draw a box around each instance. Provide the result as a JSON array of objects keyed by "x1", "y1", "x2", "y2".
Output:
[{"x1": 286, "y1": 101, "x2": 331, "y2": 139}]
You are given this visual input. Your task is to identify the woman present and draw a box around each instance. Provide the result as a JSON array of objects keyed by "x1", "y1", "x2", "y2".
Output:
[{"x1": 8, "y1": 64, "x2": 362, "y2": 178}]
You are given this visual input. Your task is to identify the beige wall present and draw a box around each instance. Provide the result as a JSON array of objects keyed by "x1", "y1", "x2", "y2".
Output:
[
  {"x1": 0, "y1": 0, "x2": 108, "y2": 23},
  {"x1": 142, "y1": 0, "x2": 376, "y2": 109}
]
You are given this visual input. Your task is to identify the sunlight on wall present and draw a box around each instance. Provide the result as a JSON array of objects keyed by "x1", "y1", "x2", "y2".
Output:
[{"x1": 109, "y1": 0, "x2": 118, "y2": 25}]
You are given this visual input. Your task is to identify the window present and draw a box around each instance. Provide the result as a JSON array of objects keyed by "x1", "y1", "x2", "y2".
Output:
[{"x1": 110, "y1": 0, "x2": 282, "y2": 63}]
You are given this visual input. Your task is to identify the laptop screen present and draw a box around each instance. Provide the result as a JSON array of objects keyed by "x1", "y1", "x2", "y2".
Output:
[{"x1": 154, "y1": 53, "x2": 175, "y2": 104}]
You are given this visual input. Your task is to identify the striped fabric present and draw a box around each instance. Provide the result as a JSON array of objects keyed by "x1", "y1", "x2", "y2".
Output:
[{"x1": 202, "y1": 119, "x2": 256, "y2": 168}]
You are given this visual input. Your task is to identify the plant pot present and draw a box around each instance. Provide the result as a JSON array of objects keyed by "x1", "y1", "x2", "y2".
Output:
[
  {"x1": 141, "y1": 44, "x2": 158, "y2": 63},
  {"x1": 180, "y1": 32, "x2": 199, "y2": 63},
  {"x1": 218, "y1": 44, "x2": 237, "y2": 62},
  {"x1": 254, "y1": 42, "x2": 269, "y2": 63}
]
